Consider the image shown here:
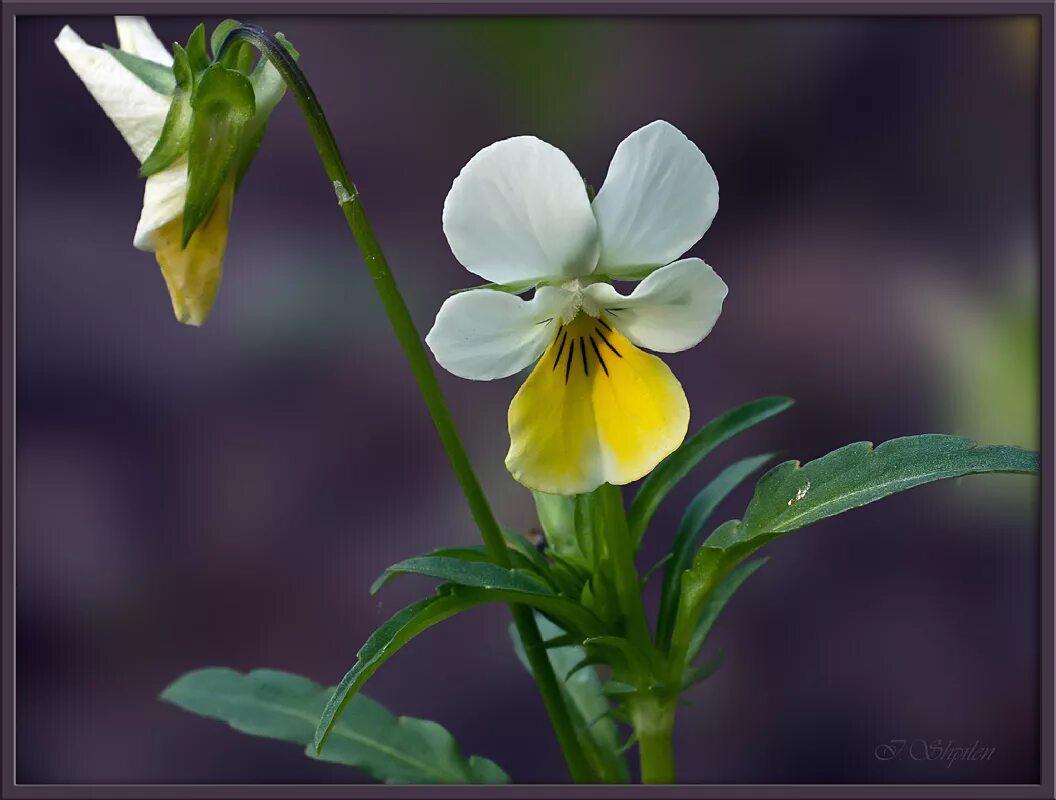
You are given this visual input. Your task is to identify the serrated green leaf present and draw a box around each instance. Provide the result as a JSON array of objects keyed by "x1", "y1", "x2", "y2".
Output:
[
  {"x1": 706, "y1": 435, "x2": 1038, "y2": 551},
  {"x1": 629, "y1": 396, "x2": 794, "y2": 545},
  {"x1": 103, "y1": 45, "x2": 175, "y2": 95},
  {"x1": 161, "y1": 668, "x2": 508, "y2": 783},
  {"x1": 182, "y1": 64, "x2": 255, "y2": 246},
  {"x1": 369, "y1": 555, "x2": 553, "y2": 596},
  {"x1": 668, "y1": 435, "x2": 1038, "y2": 679},
  {"x1": 655, "y1": 453, "x2": 775, "y2": 648},
  {"x1": 509, "y1": 616, "x2": 628, "y2": 783},
  {"x1": 139, "y1": 87, "x2": 192, "y2": 176},
  {"x1": 315, "y1": 585, "x2": 601, "y2": 753}
]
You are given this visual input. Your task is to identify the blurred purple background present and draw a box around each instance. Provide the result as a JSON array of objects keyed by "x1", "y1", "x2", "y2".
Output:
[{"x1": 16, "y1": 13, "x2": 1040, "y2": 785}]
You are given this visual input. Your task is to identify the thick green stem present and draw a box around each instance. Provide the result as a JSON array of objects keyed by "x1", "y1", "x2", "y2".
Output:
[
  {"x1": 630, "y1": 698, "x2": 676, "y2": 784},
  {"x1": 597, "y1": 484, "x2": 654, "y2": 657},
  {"x1": 219, "y1": 26, "x2": 596, "y2": 784}
]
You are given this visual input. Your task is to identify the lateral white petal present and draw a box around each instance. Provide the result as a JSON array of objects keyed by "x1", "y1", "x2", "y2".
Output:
[
  {"x1": 443, "y1": 136, "x2": 600, "y2": 285},
  {"x1": 115, "y1": 16, "x2": 174, "y2": 66},
  {"x1": 426, "y1": 287, "x2": 573, "y2": 381},
  {"x1": 133, "y1": 157, "x2": 188, "y2": 251},
  {"x1": 583, "y1": 258, "x2": 727, "y2": 353},
  {"x1": 592, "y1": 120, "x2": 719, "y2": 276},
  {"x1": 55, "y1": 25, "x2": 170, "y2": 163}
]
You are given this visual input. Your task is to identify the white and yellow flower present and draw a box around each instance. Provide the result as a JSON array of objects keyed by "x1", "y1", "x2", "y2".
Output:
[
  {"x1": 55, "y1": 17, "x2": 233, "y2": 326},
  {"x1": 427, "y1": 121, "x2": 728, "y2": 495}
]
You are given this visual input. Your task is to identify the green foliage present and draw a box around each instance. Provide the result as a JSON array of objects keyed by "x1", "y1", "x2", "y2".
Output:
[
  {"x1": 314, "y1": 584, "x2": 603, "y2": 754},
  {"x1": 370, "y1": 555, "x2": 552, "y2": 596},
  {"x1": 161, "y1": 668, "x2": 508, "y2": 783},
  {"x1": 684, "y1": 557, "x2": 768, "y2": 665},
  {"x1": 667, "y1": 435, "x2": 1039, "y2": 683},
  {"x1": 707, "y1": 435, "x2": 1038, "y2": 548},
  {"x1": 103, "y1": 45, "x2": 175, "y2": 94},
  {"x1": 139, "y1": 84, "x2": 192, "y2": 176},
  {"x1": 629, "y1": 396, "x2": 794, "y2": 545},
  {"x1": 510, "y1": 616, "x2": 629, "y2": 783},
  {"x1": 182, "y1": 64, "x2": 255, "y2": 245},
  {"x1": 655, "y1": 454, "x2": 774, "y2": 648}
]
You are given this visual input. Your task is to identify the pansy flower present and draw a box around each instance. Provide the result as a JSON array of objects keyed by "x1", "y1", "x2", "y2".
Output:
[
  {"x1": 55, "y1": 16, "x2": 288, "y2": 326},
  {"x1": 427, "y1": 121, "x2": 728, "y2": 495}
]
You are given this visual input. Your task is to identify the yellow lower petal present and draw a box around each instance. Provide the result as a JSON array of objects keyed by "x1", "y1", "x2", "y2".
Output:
[
  {"x1": 506, "y1": 312, "x2": 689, "y2": 495},
  {"x1": 151, "y1": 180, "x2": 235, "y2": 326}
]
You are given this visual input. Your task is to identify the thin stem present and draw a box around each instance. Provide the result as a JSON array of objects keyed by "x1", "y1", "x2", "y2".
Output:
[{"x1": 219, "y1": 26, "x2": 596, "y2": 784}]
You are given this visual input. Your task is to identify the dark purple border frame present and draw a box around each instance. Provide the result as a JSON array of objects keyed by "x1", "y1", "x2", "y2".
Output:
[{"x1": 1, "y1": 2, "x2": 1051, "y2": 798}]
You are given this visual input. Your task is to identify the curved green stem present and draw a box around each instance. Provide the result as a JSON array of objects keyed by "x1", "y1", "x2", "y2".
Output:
[{"x1": 218, "y1": 25, "x2": 596, "y2": 784}]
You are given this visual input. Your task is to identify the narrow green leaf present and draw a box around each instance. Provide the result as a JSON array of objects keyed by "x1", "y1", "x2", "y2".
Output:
[
  {"x1": 171, "y1": 44, "x2": 193, "y2": 92},
  {"x1": 139, "y1": 88, "x2": 192, "y2": 176},
  {"x1": 367, "y1": 547, "x2": 488, "y2": 594},
  {"x1": 501, "y1": 527, "x2": 552, "y2": 580},
  {"x1": 161, "y1": 668, "x2": 508, "y2": 783},
  {"x1": 314, "y1": 586, "x2": 600, "y2": 753},
  {"x1": 655, "y1": 453, "x2": 775, "y2": 648},
  {"x1": 369, "y1": 555, "x2": 553, "y2": 596},
  {"x1": 509, "y1": 616, "x2": 628, "y2": 783},
  {"x1": 685, "y1": 557, "x2": 768, "y2": 664},
  {"x1": 103, "y1": 45, "x2": 176, "y2": 95},
  {"x1": 682, "y1": 651, "x2": 724, "y2": 689},
  {"x1": 182, "y1": 64, "x2": 255, "y2": 246},
  {"x1": 629, "y1": 396, "x2": 794, "y2": 545}
]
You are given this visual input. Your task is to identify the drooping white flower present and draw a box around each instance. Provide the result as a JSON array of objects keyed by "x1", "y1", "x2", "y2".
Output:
[
  {"x1": 55, "y1": 17, "x2": 231, "y2": 326},
  {"x1": 427, "y1": 121, "x2": 728, "y2": 495}
]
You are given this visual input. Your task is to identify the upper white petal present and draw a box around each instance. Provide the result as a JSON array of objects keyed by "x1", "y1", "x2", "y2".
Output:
[
  {"x1": 114, "y1": 16, "x2": 174, "y2": 66},
  {"x1": 442, "y1": 136, "x2": 600, "y2": 285},
  {"x1": 55, "y1": 25, "x2": 170, "y2": 163},
  {"x1": 426, "y1": 286, "x2": 573, "y2": 381},
  {"x1": 591, "y1": 120, "x2": 719, "y2": 276},
  {"x1": 583, "y1": 258, "x2": 727, "y2": 353},
  {"x1": 133, "y1": 157, "x2": 188, "y2": 251}
]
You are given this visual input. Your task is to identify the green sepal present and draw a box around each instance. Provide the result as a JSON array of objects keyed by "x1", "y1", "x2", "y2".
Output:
[
  {"x1": 161, "y1": 668, "x2": 509, "y2": 784},
  {"x1": 182, "y1": 63, "x2": 256, "y2": 246},
  {"x1": 450, "y1": 279, "x2": 539, "y2": 296},
  {"x1": 103, "y1": 45, "x2": 176, "y2": 95},
  {"x1": 185, "y1": 23, "x2": 210, "y2": 74},
  {"x1": 139, "y1": 85, "x2": 192, "y2": 176},
  {"x1": 210, "y1": 19, "x2": 242, "y2": 60}
]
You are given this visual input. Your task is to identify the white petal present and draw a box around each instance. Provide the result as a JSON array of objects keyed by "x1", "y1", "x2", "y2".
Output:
[
  {"x1": 591, "y1": 120, "x2": 719, "y2": 276},
  {"x1": 133, "y1": 157, "x2": 188, "y2": 251},
  {"x1": 55, "y1": 25, "x2": 170, "y2": 163},
  {"x1": 114, "y1": 17, "x2": 173, "y2": 66},
  {"x1": 426, "y1": 287, "x2": 574, "y2": 381},
  {"x1": 443, "y1": 136, "x2": 600, "y2": 285},
  {"x1": 583, "y1": 258, "x2": 727, "y2": 353}
]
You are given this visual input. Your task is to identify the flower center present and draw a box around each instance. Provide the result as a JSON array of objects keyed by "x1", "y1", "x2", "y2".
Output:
[{"x1": 548, "y1": 312, "x2": 623, "y2": 384}]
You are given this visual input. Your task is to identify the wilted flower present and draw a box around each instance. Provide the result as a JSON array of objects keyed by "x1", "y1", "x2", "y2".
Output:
[{"x1": 427, "y1": 121, "x2": 727, "y2": 495}]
